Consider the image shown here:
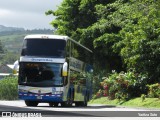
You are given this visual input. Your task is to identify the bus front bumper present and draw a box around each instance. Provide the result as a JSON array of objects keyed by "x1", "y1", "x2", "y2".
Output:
[{"x1": 18, "y1": 93, "x2": 63, "y2": 102}]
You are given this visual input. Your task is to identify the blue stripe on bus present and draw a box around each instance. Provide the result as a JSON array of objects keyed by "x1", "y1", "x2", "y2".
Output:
[{"x1": 18, "y1": 93, "x2": 63, "y2": 102}]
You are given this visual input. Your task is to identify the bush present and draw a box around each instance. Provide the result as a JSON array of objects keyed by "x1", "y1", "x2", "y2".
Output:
[
  {"x1": 94, "y1": 71, "x2": 148, "y2": 102},
  {"x1": 147, "y1": 83, "x2": 160, "y2": 98},
  {"x1": 0, "y1": 76, "x2": 18, "y2": 100},
  {"x1": 92, "y1": 71, "x2": 107, "y2": 95}
]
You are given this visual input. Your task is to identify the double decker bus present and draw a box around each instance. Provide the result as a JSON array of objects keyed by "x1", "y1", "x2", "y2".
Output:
[{"x1": 17, "y1": 34, "x2": 93, "y2": 107}]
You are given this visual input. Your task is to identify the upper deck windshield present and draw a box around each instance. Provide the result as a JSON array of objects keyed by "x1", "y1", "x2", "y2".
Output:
[{"x1": 22, "y1": 38, "x2": 66, "y2": 58}]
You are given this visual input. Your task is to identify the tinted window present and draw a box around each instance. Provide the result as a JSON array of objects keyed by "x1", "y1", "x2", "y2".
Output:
[
  {"x1": 71, "y1": 41, "x2": 92, "y2": 64},
  {"x1": 22, "y1": 39, "x2": 66, "y2": 58},
  {"x1": 18, "y1": 62, "x2": 63, "y2": 87}
]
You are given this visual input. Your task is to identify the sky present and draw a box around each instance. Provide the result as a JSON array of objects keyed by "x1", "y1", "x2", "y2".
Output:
[{"x1": 0, "y1": 0, "x2": 63, "y2": 29}]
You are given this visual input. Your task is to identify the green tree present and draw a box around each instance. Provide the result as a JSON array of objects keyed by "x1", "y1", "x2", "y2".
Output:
[
  {"x1": 79, "y1": 0, "x2": 128, "y2": 71},
  {"x1": 114, "y1": 0, "x2": 160, "y2": 83},
  {"x1": 0, "y1": 40, "x2": 4, "y2": 54},
  {"x1": 1, "y1": 52, "x2": 19, "y2": 64},
  {"x1": 47, "y1": 0, "x2": 160, "y2": 83},
  {"x1": 46, "y1": 0, "x2": 123, "y2": 72},
  {"x1": 0, "y1": 40, "x2": 5, "y2": 64},
  {"x1": 0, "y1": 40, "x2": 19, "y2": 64}
]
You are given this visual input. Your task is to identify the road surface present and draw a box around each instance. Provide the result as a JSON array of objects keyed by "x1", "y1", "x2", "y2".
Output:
[{"x1": 0, "y1": 101, "x2": 159, "y2": 117}]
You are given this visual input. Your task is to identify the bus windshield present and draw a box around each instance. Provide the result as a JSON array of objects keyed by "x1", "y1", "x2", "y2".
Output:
[
  {"x1": 22, "y1": 39, "x2": 66, "y2": 58},
  {"x1": 19, "y1": 62, "x2": 63, "y2": 87}
]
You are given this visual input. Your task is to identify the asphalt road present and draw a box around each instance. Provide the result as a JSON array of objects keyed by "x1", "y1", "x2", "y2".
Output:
[{"x1": 0, "y1": 101, "x2": 159, "y2": 117}]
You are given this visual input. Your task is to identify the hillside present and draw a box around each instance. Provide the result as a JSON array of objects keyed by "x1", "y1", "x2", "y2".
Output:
[
  {"x1": 0, "y1": 25, "x2": 54, "y2": 53},
  {"x1": 0, "y1": 25, "x2": 24, "y2": 32}
]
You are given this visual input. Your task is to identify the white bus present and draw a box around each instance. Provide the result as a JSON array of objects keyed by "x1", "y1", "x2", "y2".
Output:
[{"x1": 17, "y1": 34, "x2": 93, "y2": 107}]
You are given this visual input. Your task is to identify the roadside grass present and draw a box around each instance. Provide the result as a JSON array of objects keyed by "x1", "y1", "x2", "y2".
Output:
[
  {"x1": 89, "y1": 97, "x2": 160, "y2": 109},
  {"x1": 0, "y1": 76, "x2": 18, "y2": 100}
]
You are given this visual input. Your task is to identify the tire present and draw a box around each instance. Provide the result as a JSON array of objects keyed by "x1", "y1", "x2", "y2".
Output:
[
  {"x1": 83, "y1": 96, "x2": 88, "y2": 107},
  {"x1": 61, "y1": 89, "x2": 73, "y2": 107},
  {"x1": 75, "y1": 101, "x2": 87, "y2": 107},
  {"x1": 61, "y1": 101, "x2": 72, "y2": 107},
  {"x1": 83, "y1": 91, "x2": 88, "y2": 107},
  {"x1": 25, "y1": 101, "x2": 38, "y2": 107},
  {"x1": 54, "y1": 103, "x2": 59, "y2": 107},
  {"x1": 49, "y1": 103, "x2": 59, "y2": 107},
  {"x1": 75, "y1": 95, "x2": 87, "y2": 107},
  {"x1": 75, "y1": 102, "x2": 81, "y2": 107}
]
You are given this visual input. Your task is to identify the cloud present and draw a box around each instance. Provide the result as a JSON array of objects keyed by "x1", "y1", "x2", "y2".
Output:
[
  {"x1": 0, "y1": 0, "x2": 63, "y2": 29},
  {"x1": 0, "y1": 9, "x2": 11, "y2": 16},
  {"x1": 0, "y1": 0, "x2": 62, "y2": 13},
  {"x1": 0, "y1": 9, "x2": 55, "y2": 29}
]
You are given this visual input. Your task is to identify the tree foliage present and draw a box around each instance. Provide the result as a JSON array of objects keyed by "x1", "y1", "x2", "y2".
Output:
[
  {"x1": 47, "y1": 0, "x2": 160, "y2": 83},
  {"x1": 0, "y1": 40, "x2": 4, "y2": 54},
  {"x1": 0, "y1": 40, "x2": 5, "y2": 63}
]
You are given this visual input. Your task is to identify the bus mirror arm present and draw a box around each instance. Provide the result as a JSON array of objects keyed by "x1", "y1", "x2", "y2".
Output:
[{"x1": 62, "y1": 62, "x2": 68, "y2": 77}]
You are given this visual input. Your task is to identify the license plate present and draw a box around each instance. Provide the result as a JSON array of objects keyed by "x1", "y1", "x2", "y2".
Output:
[{"x1": 37, "y1": 96, "x2": 42, "y2": 99}]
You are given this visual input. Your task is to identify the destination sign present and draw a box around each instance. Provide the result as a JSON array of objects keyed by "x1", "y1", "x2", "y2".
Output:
[{"x1": 20, "y1": 57, "x2": 65, "y2": 63}]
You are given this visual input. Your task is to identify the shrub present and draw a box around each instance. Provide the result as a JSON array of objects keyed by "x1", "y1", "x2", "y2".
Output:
[
  {"x1": 94, "y1": 71, "x2": 148, "y2": 102},
  {"x1": 0, "y1": 76, "x2": 18, "y2": 100},
  {"x1": 147, "y1": 83, "x2": 160, "y2": 98},
  {"x1": 92, "y1": 71, "x2": 107, "y2": 95}
]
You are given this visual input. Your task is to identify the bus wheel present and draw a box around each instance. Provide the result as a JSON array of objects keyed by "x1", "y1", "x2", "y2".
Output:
[
  {"x1": 75, "y1": 97, "x2": 87, "y2": 107},
  {"x1": 49, "y1": 103, "x2": 59, "y2": 107},
  {"x1": 25, "y1": 101, "x2": 38, "y2": 107},
  {"x1": 61, "y1": 101, "x2": 72, "y2": 107},
  {"x1": 82, "y1": 92, "x2": 88, "y2": 107},
  {"x1": 75, "y1": 102, "x2": 81, "y2": 107},
  {"x1": 61, "y1": 90, "x2": 73, "y2": 107},
  {"x1": 49, "y1": 103, "x2": 53, "y2": 107},
  {"x1": 54, "y1": 103, "x2": 59, "y2": 107},
  {"x1": 83, "y1": 96, "x2": 88, "y2": 107},
  {"x1": 61, "y1": 96, "x2": 73, "y2": 107}
]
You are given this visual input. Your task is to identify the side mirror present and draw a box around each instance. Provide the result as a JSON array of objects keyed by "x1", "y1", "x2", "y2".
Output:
[
  {"x1": 62, "y1": 62, "x2": 68, "y2": 77},
  {"x1": 13, "y1": 60, "x2": 19, "y2": 74}
]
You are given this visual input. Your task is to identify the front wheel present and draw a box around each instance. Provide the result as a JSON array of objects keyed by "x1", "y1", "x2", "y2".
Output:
[
  {"x1": 61, "y1": 89, "x2": 74, "y2": 107},
  {"x1": 25, "y1": 101, "x2": 38, "y2": 107},
  {"x1": 75, "y1": 96, "x2": 87, "y2": 107},
  {"x1": 49, "y1": 103, "x2": 59, "y2": 107},
  {"x1": 61, "y1": 101, "x2": 72, "y2": 107},
  {"x1": 83, "y1": 95, "x2": 88, "y2": 107}
]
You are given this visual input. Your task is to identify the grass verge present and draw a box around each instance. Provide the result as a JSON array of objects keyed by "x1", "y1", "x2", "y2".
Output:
[{"x1": 89, "y1": 97, "x2": 160, "y2": 109}]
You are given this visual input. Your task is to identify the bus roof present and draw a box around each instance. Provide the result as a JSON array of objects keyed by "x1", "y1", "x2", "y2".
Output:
[
  {"x1": 24, "y1": 34, "x2": 93, "y2": 53},
  {"x1": 24, "y1": 34, "x2": 69, "y2": 40}
]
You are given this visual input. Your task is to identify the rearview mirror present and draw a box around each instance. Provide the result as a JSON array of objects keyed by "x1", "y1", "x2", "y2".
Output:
[
  {"x1": 62, "y1": 62, "x2": 68, "y2": 77},
  {"x1": 13, "y1": 60, "x2": 19, "y2": 74}
]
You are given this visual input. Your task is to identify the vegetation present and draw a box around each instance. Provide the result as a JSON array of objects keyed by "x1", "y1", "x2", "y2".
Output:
[
  {"x1": 0, "y1": 0, "x2": 160, "y2": 106},
  {"x1": 147, "y1": 83, "x2": 160, "y2": 98},
  {"x1": 47, "y1": 0, "x2": 160, "y2": 83},
  {"x1": 0, "y1": 40, "x2": 5, "y2": 62},
  {"x1": 94, "y1": 71, "x2": 143, "y2": 100},
  {"x1": 0, "y1": 26, "x2": 53, "y2": 64},
  {"x1": 92, "y1": 71, "x2": 159, "y2": 104},
  {"x1": 46, "y1": 0, "x2": 160, "y2": 104},
  {"x1": 89, "y1": 97, "x2": 160, "y2": 109},
  {"x1": 0, "y1": 76, "x2": 18, "y2": 100}
]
